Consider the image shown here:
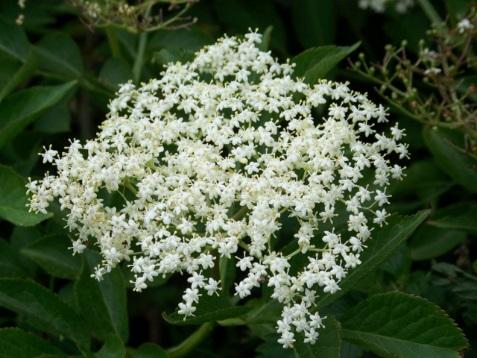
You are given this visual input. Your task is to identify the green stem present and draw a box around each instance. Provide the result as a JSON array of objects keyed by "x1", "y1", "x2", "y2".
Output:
[
  {"x1": 167, "y1": 322, "x2": 215, "y2": 358},
  {"x1": 231, "y1": 206, "x2": 248, "y2": 220},
  {"x1": 132, "y1": 5, "x2": 152, "y2": 84},
  {"x1": 416, "y1": 0, "x2": 442, "y2": 25},
  {"x1": 132, "y1": 31, "x2": 148, "y2": 84},
  {"x1": 105, "y1": 27, "x2": 121, "y2": 58},
  {"x1": 124, "y1": 180, "x2": 138, "y2": 195}
]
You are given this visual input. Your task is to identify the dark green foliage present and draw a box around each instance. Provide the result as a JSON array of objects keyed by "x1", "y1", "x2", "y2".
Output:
[{"x1": 342, "y1": 292, "x2": 468, "y2": 357}]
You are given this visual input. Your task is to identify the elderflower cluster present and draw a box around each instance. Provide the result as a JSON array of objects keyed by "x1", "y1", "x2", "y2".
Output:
[
  {"x1": 27, "y1": 32, "x2": 407, "y2": 348},
  {"x1": 69, "y1": 0, "x2": 196, "y2": 33},
  {"x1": 358, "y1": 0, "x2": 414, "y2": 13}
]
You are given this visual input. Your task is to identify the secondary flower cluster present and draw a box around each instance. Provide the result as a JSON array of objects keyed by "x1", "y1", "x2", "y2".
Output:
[
  {"x1": 27, "y1": 32, "x2": 407, "y2": 348},
  {"x1": 358, "y1": 0, "x2": 414, "y2": 13},
  {"x1": 69, "y1": 0, "x2": 197, "y2": 33},
  {"x1": 351, "y1": 9, "x2": 477, "y2": 153}
]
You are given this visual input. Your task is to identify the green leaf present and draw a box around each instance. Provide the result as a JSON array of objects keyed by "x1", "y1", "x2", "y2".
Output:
[
  {"x1": 428, "y1": 203, "x2": 477, "y2": 234},
  {"x1": 21, "y1": 234, "x2": 81, "y2": 279},
  {"x1": 74, "y1": 251, "x2": 129, "y2": 342},
  {"x1": 33, "y1": 98, "x2": 71, "y2": 134},
  {"x1": 0, "y1": 165, "x2": 51, "y2": 226},
  {"x1": 256, "y1": 338, "x2": 294, "y2": 358},
  {"x1": 0, "y1": 278, "x2": 90, "y2": 350},
  {"x1": 316, "y1": 211, "x2": 430, "y2": 309},
  {"x1": 163, "y1": 294, "x2": 252, "y2": 326},
  {"x1": 99, "y1": 58, "x2": 132, "y2": 91},
  {"x1": 380, "y1": 243, "x2": 411, "y2": 280},
  {"x1": 384, "y1": 12, "x2": 429, "y2": 53},
  {"x1": 292, "y1": 0, "x2": 336, "y2": 48},
  {"x1": 230, "y1": 298, "x2": 281, "y2": 339},
  {"x1": 256, "y1": 317, "x2": 341, "y2": 358},
  {"x1": 389, "y1": 160, "x2": 453, "y2": 212},
  {"x1": 95, "y1": 335, "x2": 126, "y2": 358},
  {"x1": 294, "y1": 317, "x2": 342, "y2": 357},
  {"x1": 0, "y1": 18, "x2": 30, "y2": 62},
  {"x1": 148, "y1": 28, "x2": 212, "y2": 54},
  {"x1": 258, "y1": 26, "x2": 273, "y2": 52},
  {"x1": 446, "y1": 0, "x2": 475, "y2": 17},
  {"x1": 213, "y1": 0, "x2": 287, "y2": 52},
  {"x1": 34, "y1": 33, "x2": 83, "y2": 79},
  {"x1": 0, "y1": 1, "x2": 58, "y2": 33},
  {"x1": 340, "y1": 341, "x2": 364, "y2": 358},
  {"x1": 423, "y1": 127, "x2": 477, "y2": 193},
  {"x1": 0, "y1": 81, "x2": 76, "y2": 148},
  {"x1": 0, "y1": 240, "x2": 28, "y2": 278},
  {"x1": 0, "y1": 327, "x2": 64, "y2": 358},
  {"x1": 114, "y1": 29, "x2": 137, "y2": 61},
  {"x1": 342, "y1": 292, "x2": 468, "y2": 358},
  {"x1": 0, "y1": 54, "x2": 21, "y2": 89},
  {"x1": 0, "y1": 49, "x2": 37, "y2": 103},
  {"x1": 293, "y1": 43, "x2": 360, "y2": 84},
  {"x1": 409, "y1": 225, "x2": 466, "y2": 261},
  {"x1": 9, "y1": 226, "x2": 41, "y2": 275},
  {"x1": 131, "y1": 343, "x2": 167, "y2": 358}
]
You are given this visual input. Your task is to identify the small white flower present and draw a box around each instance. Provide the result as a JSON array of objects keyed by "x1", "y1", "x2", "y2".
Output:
[
  {"x1": 373, "y1": 209, "x2": 388, "y2": 225},
  {"x1": 457, "y1": 18, "x2": 474, "y2": 33},
  {"x1": 71, "y1": 240, "x2": 86, "y2": 254},
  {"x1": 424, "y1": 67, "x2": 442, "y2": 76},
  {"x1": 358, "y1": 0, "x2": 414, "y2": 13},
  {"x1": 40, "y1": 145, "x2": 58, "y2": 164}
]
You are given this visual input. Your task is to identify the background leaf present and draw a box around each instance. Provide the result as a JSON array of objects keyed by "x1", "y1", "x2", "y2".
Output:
[
  {"x1": 342, "y1": 292, "x2": 469, "y2": 358},
  {"x1": 34, "y1": 32, "x2": 83, "y2": 79},
  {"x1": 0, "y1": 278, "x2": 90, "y2": 351},
  {"x1": 131, "y1": 343, "x2": 167, "y2": 358},
  {"x1": 33, "y1": 97, "x2": 72, "y2": 134},
  {"x1": 0, "y1": 240, "x2": 28, "y2": 278},
  {"x1": 0, "y1": 49, "x2": 37, "y2": 103},
  {"x1": 0, "y1": 327, "x2": 64, "y2": 358},
  {"x1": 292, "y1": 0, "x2": 336, "y2": 48},
  {"x1": 0, "y1": 165, "x2": 51, "y2": 226},
  {"x1": 293, "y1": 43, "x2": 360, "y2": 83},
  {"x1": 293, "y1": 317, "x2": 342, "y2": 358},
  {"x1": 74, "y1": 251, "x2": 129, "y2": 342},
  {"x1": 99, "y1": 58, "x2": 132, "y2": 91},
  {"x1": 389, "y1": 160, "x2": 453, "y2": 213},
  {"x1": 0, "y1": 81, "x2": 76, "y2": 149},
  {"x1": 213, "y1": 0, "x2": 286, "y2": 53},
  {"x1": 0, "y1": 18, "x2": 29, "y2": 62},
  {"x1": 409, "y1": 225, "x2": 466, "y2": 261},
  {"x1": 428, "y1": 203, "x2": 477, "y2": 234},
  {"x1": 95, "y1": 335, "x2": 126, "y2": 358},
  {"x1": 163, "y1": 294, "x2": 252, "y2": 326},
  {"x1": 21, "y1": 234, "x2": 81, "y2": 279},
  {"x1": 423, "y1": 127, "x2": 477, "y2": 193}
]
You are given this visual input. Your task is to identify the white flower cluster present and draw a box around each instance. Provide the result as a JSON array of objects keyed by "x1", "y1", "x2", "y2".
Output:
[
  {"x1": 358, "y1": 0, "x2": 414, "y2": 13},
  {"x1": 457, "y1": 18, "x2": 474, "y2": 34},
  {"x1": 27, "y1": 32, "x2": 407, "y2": 348}
]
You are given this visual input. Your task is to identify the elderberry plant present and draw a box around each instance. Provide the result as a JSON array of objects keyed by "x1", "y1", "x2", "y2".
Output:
[{"x1": 27, "y1": 32, "x2": 408, "y2": 348}]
